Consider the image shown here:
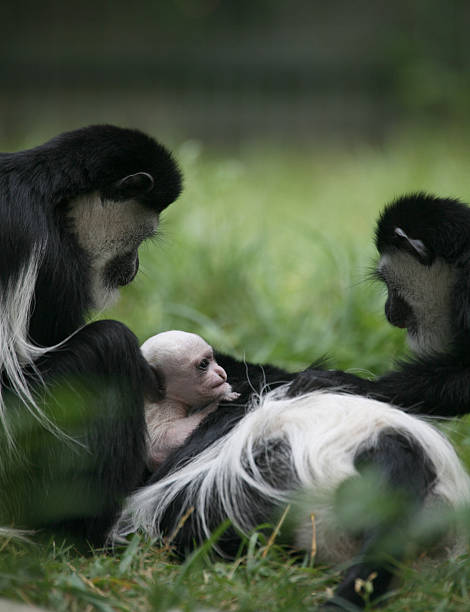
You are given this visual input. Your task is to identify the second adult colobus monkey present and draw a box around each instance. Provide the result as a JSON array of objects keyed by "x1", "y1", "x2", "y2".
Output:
[
  {"x1": 288, "y1": 193, "x2": 470, "y2": 419},
  {"x1": 141, "y1": 331, "x2": 239, "y2": 469}
]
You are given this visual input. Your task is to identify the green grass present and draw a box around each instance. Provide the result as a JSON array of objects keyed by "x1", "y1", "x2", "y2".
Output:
[{"x1": 5, "y1": 132, "x2": 470, "y2": 610}]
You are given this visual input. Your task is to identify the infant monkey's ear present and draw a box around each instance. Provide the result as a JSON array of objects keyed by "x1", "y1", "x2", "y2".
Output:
[{"x1": 144, "y1": 364, "x2": 166, "y2": 402}]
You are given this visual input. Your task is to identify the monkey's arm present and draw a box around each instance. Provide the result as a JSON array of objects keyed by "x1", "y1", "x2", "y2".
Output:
[
  {"x1": 21, "y1": 320, "x2": 149, "y2": 544},
  {"x1": 216, "y1": 346, "x2": 470, "y2": 418},
  {"x1": 288, "y1": 355, "x2": 470, "y2": 418},
  {"x1": 287, "y1": 367, "x2": 376, "y2": 398},
  {"x1": 372, "y1": 355, "x2": 470, "y2": 417}
]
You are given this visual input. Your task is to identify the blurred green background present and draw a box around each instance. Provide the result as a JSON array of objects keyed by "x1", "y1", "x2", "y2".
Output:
[{"x1": 1, "y1": 0, "x2": 470, "y2": 148}]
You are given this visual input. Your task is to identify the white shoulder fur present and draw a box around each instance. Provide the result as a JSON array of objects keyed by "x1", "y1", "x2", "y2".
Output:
[{"x1": 112, "y1": 388, "x2": 470, "y2": 562}]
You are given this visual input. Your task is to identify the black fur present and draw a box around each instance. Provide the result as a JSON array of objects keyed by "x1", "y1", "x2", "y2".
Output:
[
  {"x1": 375, "y1": 192, "x2": 470, "y2": 265},
  {"x1": 0, "y1": 125, "x2": 182, "y2": 542}
]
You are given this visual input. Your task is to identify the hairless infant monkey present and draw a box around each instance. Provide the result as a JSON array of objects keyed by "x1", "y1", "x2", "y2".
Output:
[{"x1": 141, "y1": 330, "x2": 239, "y2": 469}]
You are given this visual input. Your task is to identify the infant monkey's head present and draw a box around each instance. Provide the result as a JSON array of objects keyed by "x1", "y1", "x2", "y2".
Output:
[{"x1": 141, "y1": 330, "x2": 238, "y2": 411}]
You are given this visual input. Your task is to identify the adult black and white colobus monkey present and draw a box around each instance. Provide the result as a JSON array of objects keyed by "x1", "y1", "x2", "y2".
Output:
[
  {"x1": 113, "y1": 194, "x2": 470, "y2": 609},
  {"x1": 288, "y1": 193, "x2": 470, "y2": 417},
  {"x1": 0, "y1": 125, "x2": 182, "y2": 543}
]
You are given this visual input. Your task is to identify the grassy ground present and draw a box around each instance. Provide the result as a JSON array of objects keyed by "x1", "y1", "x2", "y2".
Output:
[{"x1": 4, "y1": 133, "x2": 470, "y2": 610}]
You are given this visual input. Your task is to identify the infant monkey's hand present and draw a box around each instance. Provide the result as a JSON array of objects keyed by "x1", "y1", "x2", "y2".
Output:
[{"x1": 225, "y1": 390, "x2": 241, "y2": 402}]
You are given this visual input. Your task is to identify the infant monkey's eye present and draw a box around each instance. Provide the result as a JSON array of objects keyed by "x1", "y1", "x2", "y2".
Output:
[{"x1": 198, "y1": 358, "x2": 210, "y2": 371}]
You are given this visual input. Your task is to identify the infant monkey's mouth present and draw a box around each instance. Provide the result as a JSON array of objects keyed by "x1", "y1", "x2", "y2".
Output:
[{"x1": 212, "y1": 380, "x2": 227, "y2": 389}]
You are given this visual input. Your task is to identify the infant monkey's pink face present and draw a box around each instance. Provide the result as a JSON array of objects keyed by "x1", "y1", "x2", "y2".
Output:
[
  {"x1": 178, "y1": 337, "x2": 233, "y2": 407},
  {"x1": 141, "y1": 330, "x2": 239, "y2": 410}
]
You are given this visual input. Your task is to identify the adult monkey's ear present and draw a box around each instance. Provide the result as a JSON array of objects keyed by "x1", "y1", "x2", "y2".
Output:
[
  {"x1": 393, "y1": 227, "x2": 433, "y2": 265},
  {"x1": 105, "y1": 172, "x2": 155, "y2": 201}
]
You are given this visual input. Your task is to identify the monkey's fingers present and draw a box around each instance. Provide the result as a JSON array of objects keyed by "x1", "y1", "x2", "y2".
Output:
[{"x1": 226, "y1": 391, "x2": 241, "y2": 401}]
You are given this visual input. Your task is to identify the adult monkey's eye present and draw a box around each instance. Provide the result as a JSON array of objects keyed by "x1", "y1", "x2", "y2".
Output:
[{"x1": 198, "y1": 358, "x2": 210, "y2": 371}]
